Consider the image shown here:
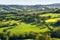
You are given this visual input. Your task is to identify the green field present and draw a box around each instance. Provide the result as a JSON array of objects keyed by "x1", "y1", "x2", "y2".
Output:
[
  {"x1": 40, "y1": 13, "x2": 60, "y2": 18},
  {"x1": 0, "y1": 22, "x2": 49, "y2": 36},
  {"x1": 0, "y1": 9, "x2": 60, "y2": 40}
]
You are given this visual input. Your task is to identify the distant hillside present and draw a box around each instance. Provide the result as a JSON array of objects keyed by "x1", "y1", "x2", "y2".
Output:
[
  {"x1": 0, "y1": 3, "x2": 60, "y2": 12},
  {"x1": 47, "y1": 3, "x2": 60, "y2": 6}
]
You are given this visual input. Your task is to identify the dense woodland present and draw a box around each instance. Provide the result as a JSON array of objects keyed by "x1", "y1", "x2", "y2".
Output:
[{"x1": 0, "y1": 4, "x2": 60, "y2": 40}]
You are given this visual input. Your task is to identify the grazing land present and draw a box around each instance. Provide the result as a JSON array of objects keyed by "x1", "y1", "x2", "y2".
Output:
[{"x1": 0, "y1": 4, "x2": 60, "y2": 40}]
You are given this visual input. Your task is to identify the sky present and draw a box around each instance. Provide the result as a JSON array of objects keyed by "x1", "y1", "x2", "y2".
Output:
[{"x1": 0, "y1": 0, "x2": 60, "y2": 5}]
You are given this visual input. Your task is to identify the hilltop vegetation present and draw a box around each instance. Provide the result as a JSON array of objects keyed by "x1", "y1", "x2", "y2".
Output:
[
  {"x1": 0, "y1": 3, "x2": 60, "y2": 11},
  {"x1": 0, "y1": 4, "x2": 60, "y2": 40}
]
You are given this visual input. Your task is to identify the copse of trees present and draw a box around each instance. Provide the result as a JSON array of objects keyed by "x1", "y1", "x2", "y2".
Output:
[
  {"x1": 51, "y1": 28, "x2": 60, "y2": 38},
  {"x1": 54, "y1": 9, "x2": 60, "y2": 13},
  {"x1": 0, "y1": 7, "x2": 60, "y2": 40}
]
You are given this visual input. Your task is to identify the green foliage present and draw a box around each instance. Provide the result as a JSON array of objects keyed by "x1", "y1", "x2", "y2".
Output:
[{"x1": 0, "y1": 7, "x2": 60, "y2": 40}]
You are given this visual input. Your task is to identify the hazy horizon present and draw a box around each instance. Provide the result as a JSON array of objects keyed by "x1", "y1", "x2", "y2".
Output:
[{"x1": 0, "y1": 0, "x2": 60, "y2": 5}]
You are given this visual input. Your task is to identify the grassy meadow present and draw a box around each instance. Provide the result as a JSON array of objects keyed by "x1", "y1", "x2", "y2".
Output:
[{"x1": 0, "y1": 8, "x2": 60, "y2": 40}]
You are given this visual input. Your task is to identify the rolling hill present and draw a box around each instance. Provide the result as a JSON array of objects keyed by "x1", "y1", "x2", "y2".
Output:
[{"x1": 0, "y1": 3, "x2": 60, "y2": 12}]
